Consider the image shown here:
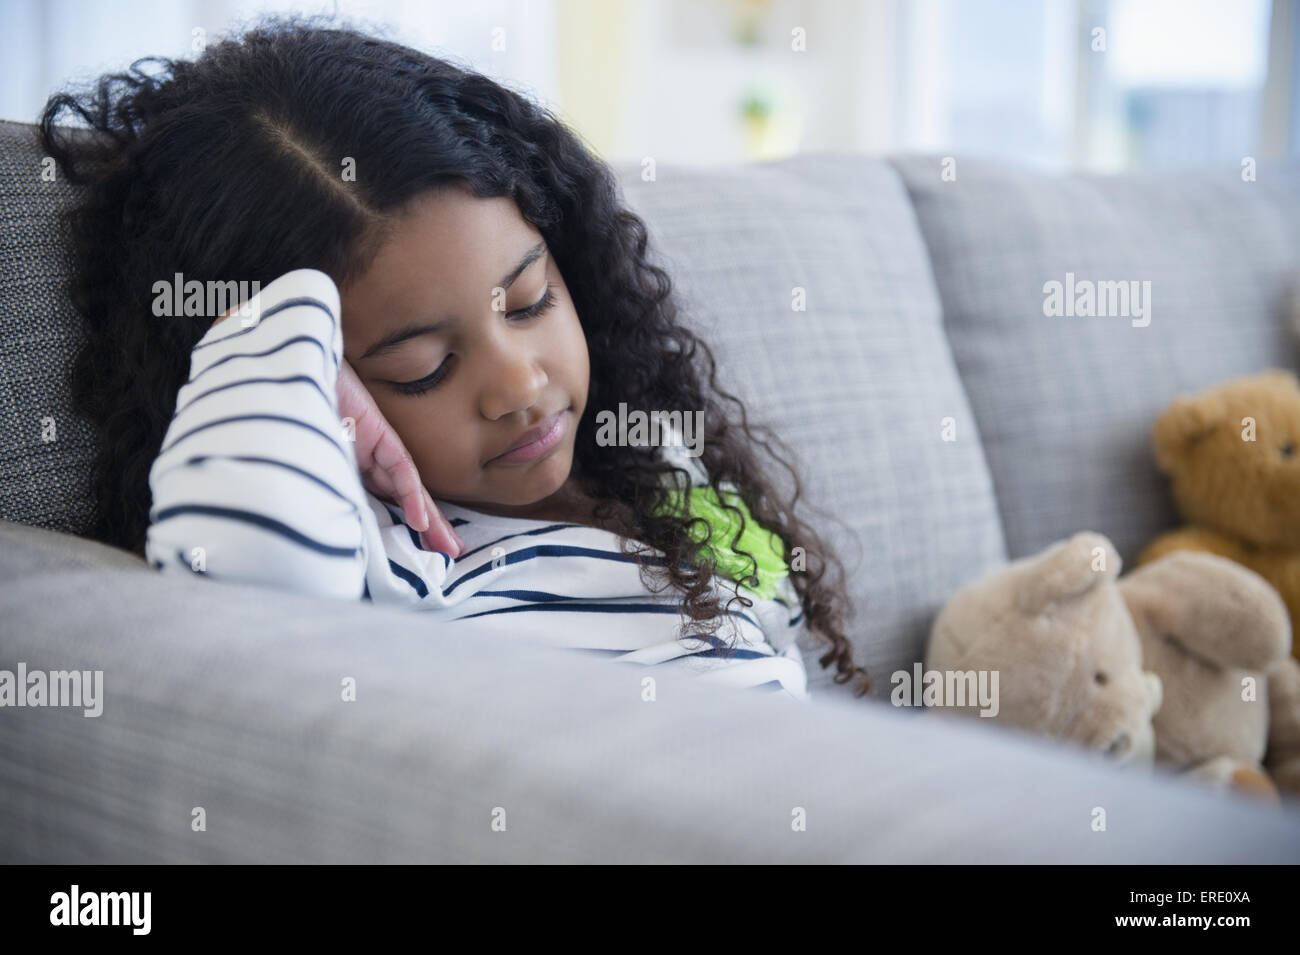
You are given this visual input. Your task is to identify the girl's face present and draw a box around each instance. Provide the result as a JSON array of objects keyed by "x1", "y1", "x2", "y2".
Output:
[{"x1": 340, "y1": 184, "x2": 590, "y2": 519}]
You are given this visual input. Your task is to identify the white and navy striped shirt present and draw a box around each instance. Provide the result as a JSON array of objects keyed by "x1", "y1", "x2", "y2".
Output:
[{"x1": 145, "y1": 268, "x2": 810, "y2": 701}]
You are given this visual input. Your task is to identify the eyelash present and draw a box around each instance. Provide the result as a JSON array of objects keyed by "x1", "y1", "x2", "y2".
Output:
[{"x1": 395, "y1": 285, "x2": 559, "y2": 397}]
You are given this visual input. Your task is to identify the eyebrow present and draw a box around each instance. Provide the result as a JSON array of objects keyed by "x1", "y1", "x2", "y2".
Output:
[{"x1": 358, "y1": 241, "x2": 548, "y2": 360}]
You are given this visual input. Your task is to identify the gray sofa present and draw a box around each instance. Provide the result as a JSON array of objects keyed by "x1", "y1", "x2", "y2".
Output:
[{"x1": 2, "y1": 116, "x2": 1299, "y2": 862}]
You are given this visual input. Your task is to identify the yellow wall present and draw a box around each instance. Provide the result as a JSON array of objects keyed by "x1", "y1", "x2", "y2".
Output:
[{"x1": 554, "y1": 0, "x2": 631, "y2": 161}]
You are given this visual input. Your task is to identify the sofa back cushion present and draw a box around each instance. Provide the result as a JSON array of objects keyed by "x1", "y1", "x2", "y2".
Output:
[
  {"x1": 893, "y1": 155, "x2": 1300, "y2": 566},
  {"x1": 612, "y1": 155, "x2": 1008, "y2": 697},
  {"x1": 0, "y1": 120, "x2": 99, "y2": 537}
]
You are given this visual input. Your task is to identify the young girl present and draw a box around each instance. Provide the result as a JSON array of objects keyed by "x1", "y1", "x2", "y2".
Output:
[{"x1": 39, "y1": 16, "x2": 870, "y2": 701}]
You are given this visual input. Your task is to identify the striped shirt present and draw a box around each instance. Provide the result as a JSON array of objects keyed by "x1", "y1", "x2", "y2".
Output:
[{"x1": 145, "y1": 268, "x2": 810, "y2": 701}]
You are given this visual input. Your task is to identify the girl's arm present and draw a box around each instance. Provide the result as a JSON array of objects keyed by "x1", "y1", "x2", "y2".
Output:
[{"x1": 144, "y1": 268, "x2": 372, "y2": 599}]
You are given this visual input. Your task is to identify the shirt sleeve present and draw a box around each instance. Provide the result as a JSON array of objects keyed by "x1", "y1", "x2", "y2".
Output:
[{"x1": 144, "y1": 267, "x2": 372, "y2": 600}]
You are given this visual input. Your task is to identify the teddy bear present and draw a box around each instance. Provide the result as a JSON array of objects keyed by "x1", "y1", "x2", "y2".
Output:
[
  {"x1": 1138, "y1": 368, "x2": 1300, "y2": 663},
  {"x1": 925, "y1": 532, "x2": 1163, "y2": 768},
  {"x1": 926, "y1": 531, "x2": 1300, "y2": 799},
  {"x1": 1118, "y1": 548, "x2": 1300, "y2": 799}
]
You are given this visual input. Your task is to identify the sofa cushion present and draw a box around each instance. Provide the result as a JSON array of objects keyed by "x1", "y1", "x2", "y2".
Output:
[
  {"x1": 611, "y1": 154, "x2": 1008, "y2": 697},
  {"x1": 0, "y1": 518, "x2": 146, "y2": 581},
  {"x1": 4, "y1": 555, "x2": 1298, "y2": 862},
  {"x1": 0, "y1": 120, "x2": 100, "y2": 536},
  {"x1": 893, "y1": 154, "x2": 1300, "y2": 566}
]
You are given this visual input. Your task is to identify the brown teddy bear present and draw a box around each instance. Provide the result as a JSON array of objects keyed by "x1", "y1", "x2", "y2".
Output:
[
  {"x1": 1138, "y1": 369, "x2": 1300, "y2": 662},
  {"x1": 926, "y1": 531, "x2": 1300, "y2": 799}
]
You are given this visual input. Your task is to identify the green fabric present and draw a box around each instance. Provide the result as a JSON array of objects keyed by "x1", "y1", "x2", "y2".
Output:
[{"x1": 653, "y1": 485, "x2": 789, "y2": 599}]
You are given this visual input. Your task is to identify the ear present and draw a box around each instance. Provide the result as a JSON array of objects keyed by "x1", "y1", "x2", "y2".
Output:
[
  {"x1": 1016, "y1": 531, "x2": 1119, "y2": 617},
  {"x1": 1151, "y1": 391, "x2": 1227, "y2": 474}
]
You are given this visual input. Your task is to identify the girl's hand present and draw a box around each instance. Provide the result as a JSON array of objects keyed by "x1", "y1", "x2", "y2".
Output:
[
  {"x1": 207, "y1": 297, "x2": 463, "y2": 556},
  {"x1": 336, "y1": 357, "x2": 463, "y2": 556}
]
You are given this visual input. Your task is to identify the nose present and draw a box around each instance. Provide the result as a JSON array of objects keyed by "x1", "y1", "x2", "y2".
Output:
[
  {"x1": 477, "y1": 333, "x2": 548, "y2": 421},
  {"x1": 1105, "y1": 731, "x2": 1132, "y2": 758}
]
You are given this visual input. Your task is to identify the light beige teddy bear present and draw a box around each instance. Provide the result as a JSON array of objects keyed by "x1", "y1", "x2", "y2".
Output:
[
  {"x1": 925, "y1": 532, "x2": 1162, "y2": 766},
  {"x1": 926, "y1": 531, "x2": 1300, "y2": 799},
  {"x1": 1117, "y1": 549, "x2": 1300, "y2": 799}
]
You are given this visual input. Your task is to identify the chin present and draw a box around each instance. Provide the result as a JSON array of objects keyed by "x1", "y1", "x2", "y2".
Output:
[{"x1": 498, "y1": 452, "x2": 572, "y2": 503}]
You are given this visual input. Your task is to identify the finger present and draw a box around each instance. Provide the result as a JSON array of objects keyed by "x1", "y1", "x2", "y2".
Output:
[
  {"x1": 365, "y1": 466, "x2": 455, "y2": 554},
  {"x1": 369, "y1": 430, "x2": 430, "y2": 532},
  {"x1": 358, "y1": 465, "x2": 398, "y2": 512},
  {"x1": 422, "y1": 488, "x2": 463, "y2": 556},
  {"x1": 422, "y1": 487, "x2": 438, "y2": 539}
]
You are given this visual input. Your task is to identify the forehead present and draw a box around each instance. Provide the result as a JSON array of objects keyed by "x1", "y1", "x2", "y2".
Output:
[{"x1": 341, "y1": 187, "x2": 537, "y2": 334}]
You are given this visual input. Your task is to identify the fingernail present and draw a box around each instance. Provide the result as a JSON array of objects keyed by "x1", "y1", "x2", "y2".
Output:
[
  {"x1": 420, "y1": 490, "x2": 434, "y2": 532},
  {"x1": 445, "y1": 518, "x2": 464, "y2": 556}
]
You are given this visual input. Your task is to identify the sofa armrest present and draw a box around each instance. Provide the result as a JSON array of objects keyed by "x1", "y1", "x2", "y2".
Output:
[{"x1": 1, "y1": 537, "x2": 1298, "y2": 862}]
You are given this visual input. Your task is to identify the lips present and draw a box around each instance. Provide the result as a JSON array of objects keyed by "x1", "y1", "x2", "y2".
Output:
[{"x1": 490, "y1": 408, "x2": 566, "y2": 462}]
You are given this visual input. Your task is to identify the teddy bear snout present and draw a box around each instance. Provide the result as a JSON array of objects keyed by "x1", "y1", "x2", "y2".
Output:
[
  {"x1": 1086, "y1": 671, "x2": 1161, "y2": 763},
  {"x1": 1105, "y1": 730, "x2": 1133, "y2": 758},
  {"x1": 1143, "y1": 670, "x2": 1163, "y2": 716}
]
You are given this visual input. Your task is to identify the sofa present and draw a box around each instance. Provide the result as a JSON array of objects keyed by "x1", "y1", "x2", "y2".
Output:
[{"x1": 2, "y1": 116, "x2": 1299, "y2": 862}]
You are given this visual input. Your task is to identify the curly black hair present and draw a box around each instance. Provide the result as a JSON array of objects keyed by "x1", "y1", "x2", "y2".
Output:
[{"x1": 38, "y1": 14, "x2": 870, "y2": 695}]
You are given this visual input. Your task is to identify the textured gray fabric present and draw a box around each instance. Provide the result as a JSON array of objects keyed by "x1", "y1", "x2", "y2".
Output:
[
  {"x1": 610, "y1": 154, "x2": 1008, "y2": 699},
  {"x1": 2, "y1": 531, "x2": 1297, "y2": 863},
  {"x1": 0, "y1": 120, "x2": 99, "y2": 536},
  {"x1": 0, "y1": 518, "x2": 147, "y2": 579},
  {"x1": 5, "y1": 121, "x2": 1300, "y2": 863},
  {"x1": 893, "y1": 154, "x2": 1300, "y2": 566}
]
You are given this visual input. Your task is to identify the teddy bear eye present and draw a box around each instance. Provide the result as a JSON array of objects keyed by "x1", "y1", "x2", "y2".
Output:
[
  {"x1": 1094, "y1": 671, "x2": 1108, "y2": 686},
  {"x1": 1281, "y1": 441, "x2": 1295, "y2": 458}
]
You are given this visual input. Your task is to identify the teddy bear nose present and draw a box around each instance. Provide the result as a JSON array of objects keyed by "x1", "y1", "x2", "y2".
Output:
[{"x1": 1106, "y1": 731, "x2": 1132, "y2": 758}]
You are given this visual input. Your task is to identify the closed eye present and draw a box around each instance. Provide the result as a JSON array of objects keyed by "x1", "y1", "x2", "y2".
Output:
[
  {"x1": 509, "y1": 284, "x2": 558, "y2": 320},
  {"x1": 394, "y1": 284, "x2": 559, "y2": 397}
]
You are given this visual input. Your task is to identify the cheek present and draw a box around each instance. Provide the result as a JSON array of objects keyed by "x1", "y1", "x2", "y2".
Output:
[
  {"x1": 558, "y1": 310, "x2": 590, "y2": 385},
  {"x1": 375, "y1": 396, "x2": 473, "y2": 480}
]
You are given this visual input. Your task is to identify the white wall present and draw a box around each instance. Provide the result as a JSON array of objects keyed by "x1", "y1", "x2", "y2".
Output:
[{"x1": 0, "y1": 0, "x2": 1290, "y2": 169}]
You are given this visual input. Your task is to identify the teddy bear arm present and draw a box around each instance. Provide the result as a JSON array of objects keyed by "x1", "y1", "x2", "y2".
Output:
[
  {"x1": 1141, "y1": 533, "x2": 1300, "y2": 664},
  {"x1": 1242, "y1": 553, "x2": 1300, "y2": 654},
  {"x1": 1121, "y1": 550, "x2": 1290, "y2": 670}
]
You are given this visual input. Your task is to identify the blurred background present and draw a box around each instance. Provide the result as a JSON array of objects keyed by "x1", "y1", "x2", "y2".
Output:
[{"x1": 1, "y1": 0, "x2": 1297, "y2": 171}]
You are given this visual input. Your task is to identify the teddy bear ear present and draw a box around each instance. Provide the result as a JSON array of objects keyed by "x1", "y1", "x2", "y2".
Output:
[
  {"x1": 1151, "y1": 391, "x2": 1226, "y2": 473},
  {"x1": 1015, "y1": 531, "x2": 1118, "y2": 617}
]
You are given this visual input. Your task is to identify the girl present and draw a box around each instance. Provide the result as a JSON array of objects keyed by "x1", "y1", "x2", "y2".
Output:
[{"x1": 39, "y1": 15, "x2": 870, "y2": 701}]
